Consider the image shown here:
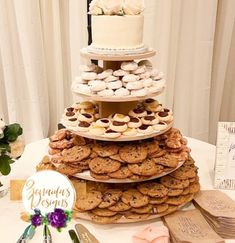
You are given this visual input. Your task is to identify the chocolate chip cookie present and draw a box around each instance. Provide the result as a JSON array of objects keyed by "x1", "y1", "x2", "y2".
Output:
[
  {"x1": 131, "y1": 204, "x2": 153, "y2": 214},
  {"x1": 108, "y1": 166, "x2": 133, "y2": 179},
  {"x1": 75, "y1": 191, "x2": 102, "y2": 211},
  {"x1": 119, "y1": 144, "x2": 148, "y2": 163},
  {"x1": 128, "y1": 159, "x2": 163, "y2": 176},
  {"x1": 137, "y1": 182, "x2": 168, "y2": 198},
  {"x1": 108, "y1": 201, "x2": 131, "y2": 212},
  {"x1": 89, "y1": 157, "x2": 121, "y2": 174},
  {"x1": 98, "y1": 189, "x2": 122, "y2": 208},
  {"x1": 155, "y1": 154, "x2": 179, "y2": 168},
  {"x1": 121, "y1": 189, "x2": 149, "y2": 208},
  {"x1": 160, "y1": 175, "x2": 189, "y2": 189},
  {"x1": 62, "y1": 145, "x2": 91, "y2": 163},
  {"x1": 93, "y1": 142, "x2": 119, "y2": 157}
]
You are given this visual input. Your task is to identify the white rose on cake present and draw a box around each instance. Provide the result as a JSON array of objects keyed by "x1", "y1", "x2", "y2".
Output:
[
  {"x1": 123, "y1": 0, "x2": 145, "y2": 15},
  {"x1": 90, "y1": 0, "x2": 124, "y2": 15},
  {"x1": 89, "y1": 0, "x2": 103, "y2": 15}
]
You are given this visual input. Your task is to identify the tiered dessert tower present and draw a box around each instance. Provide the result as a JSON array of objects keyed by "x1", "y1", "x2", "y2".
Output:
[
  {"x1": 62, "y1": 48, "x2": 199, "y2": 223},
  {"x1": 39, "y1": 1, "x2": 200, "y2": 224}
]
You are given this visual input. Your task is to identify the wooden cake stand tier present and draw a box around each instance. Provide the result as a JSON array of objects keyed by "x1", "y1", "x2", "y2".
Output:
[
  {"x1": 67, "y1": 122, "x2": 172, "y2": 142},
  {"x1": 72, "y1": 87, "x2": 164, "y2": 103},
  {"x1": 81, "y1": 48, "x2": 156, "y2": 61},
  {"x1": 73, "y1": 160, "x2": 184, "y2": 183}
]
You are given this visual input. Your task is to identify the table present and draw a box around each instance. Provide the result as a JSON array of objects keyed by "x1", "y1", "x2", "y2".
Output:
[{"x1": 1, "y1": 137, "x2": 235, "y2": 243}]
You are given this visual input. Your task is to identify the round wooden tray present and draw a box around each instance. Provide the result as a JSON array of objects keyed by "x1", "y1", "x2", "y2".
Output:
[
  {"x1": 66, "y1": 122, "x2": 172, "y2": 142},
  {"x1": 73, "y1": 160, "x2": 184, "y2": 183},
  {"x1": 80, "y1": 48, "x2": 156, "y2": 61},
  {"x1": 73, "y1": 198, "x2": 194, "y2": 224},
  {"x1": 72, "y1": 87, "x2": 164, "y2": 102}
]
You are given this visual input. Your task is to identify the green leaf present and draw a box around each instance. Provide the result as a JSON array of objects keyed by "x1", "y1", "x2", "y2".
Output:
[
  {"x1": 0, "y1": 155, "x2": 12, "y2": 175},
  {"x1": 0, "y1": 143, "x2": 11, "y2": 153},
  {"x1": 4, "y1": 123, "x2": 23, "y2": 142}
]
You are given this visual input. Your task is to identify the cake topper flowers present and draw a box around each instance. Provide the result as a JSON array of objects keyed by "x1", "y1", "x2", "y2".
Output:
[{"x1": 89, "y1": 0, "x2": 145, "y2": 16}]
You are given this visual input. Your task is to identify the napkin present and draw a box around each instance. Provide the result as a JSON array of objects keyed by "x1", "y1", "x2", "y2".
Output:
[
  {"x1": 133, "y1": 226, "x2": 169, "y2": 243},
  {"x1": 194, "y1": 190, "x2": 235, "y2": 239}
]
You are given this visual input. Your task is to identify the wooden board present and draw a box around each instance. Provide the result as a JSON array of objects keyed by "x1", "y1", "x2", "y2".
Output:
[
  {"x1": 10, "y1": 180, "x2": 26, "y2": 201},
  {"x1": 73, "y1": 160, "x2": 184, "y2": 183},
  {"x1": 72, "y1": 87, "x2": 165, "y2": 103},
  {"x1": 80, "y1": 48, "x2": 156, "y2": 61},
  {"x1": 73, "y1": 199, "x2": 194, "y2": 224},
  {"x1": 66, "y1": 122, "x2": 172, "y2": 142}
]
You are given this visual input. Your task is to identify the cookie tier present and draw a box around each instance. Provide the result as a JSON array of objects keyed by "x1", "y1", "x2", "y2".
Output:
[
  {"x1": 66, "y1": 122, "x2": 172, "y2": 142},
  {"x1": 72, "y1": 156, "x2": 200, "y2": 224},
  {"x1": 75, "y1": 50, "x2": 164, "y2": 102},
  {"x1": 61, "y1": 99, "x2": 173, "y2": 141},
  {"x1": 72, "y1": 160, "x2": 184, "y2": 183}
]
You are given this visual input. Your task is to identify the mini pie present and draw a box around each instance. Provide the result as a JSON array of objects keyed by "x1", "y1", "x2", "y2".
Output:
[
  {"x1": 141, "y1": 116, "x2": 159, "y2": 125},
  {"x1": 137, "y1": 124, "x2": 154, "y2": 134},
  {"x1": 113, "y1": 113, "x2": 130, "y2": 123},
  {"x1": 128, "y1": 117, "x2": 142, "y2": 128},
  {"x1": 110, "y1": 121, "x2": 128, "y2": 132},
  {"x1": 77, "y1": 113, "x2": 94, "y2": 123},
  {"x1": 95, "y1": 118, "x2": 110, "y2": 127}
]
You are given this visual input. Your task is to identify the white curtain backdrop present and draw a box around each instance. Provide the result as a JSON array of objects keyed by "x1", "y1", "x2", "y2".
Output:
[{"x1": 0, "y1": 0, "x2": 234, "y2": 144}]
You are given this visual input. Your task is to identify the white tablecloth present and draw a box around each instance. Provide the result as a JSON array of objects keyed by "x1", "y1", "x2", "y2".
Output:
[{"x1": 1, "y1": 137, "x2": 235, "y2": 243}]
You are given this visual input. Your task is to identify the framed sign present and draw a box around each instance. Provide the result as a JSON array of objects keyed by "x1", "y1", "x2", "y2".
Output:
[
  {"x1": 22, "y1": 170, "x2": 76, "y2": 214},
  {"x1": 214, "y1": 122, "x2": 235, "y2": 189}
]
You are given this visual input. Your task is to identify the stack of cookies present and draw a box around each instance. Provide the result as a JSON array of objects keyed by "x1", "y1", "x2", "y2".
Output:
[
  {"x1": 71, "y1": 156, "x2": 200, "y2": 224},
  {"x1": 72, "y1": 60, "x2": 165, "y2": 98},
  {"x1": 61, "y1": 98, "x2": 173, "y2": 138},
  {"x1": 36, "y1": 128, "x2": 190, "y2": 181}
]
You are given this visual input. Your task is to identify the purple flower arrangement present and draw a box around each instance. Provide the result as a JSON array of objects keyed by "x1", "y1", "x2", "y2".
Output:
[{"x1": 30, "y1": 208, "x2": 72, "y2": 232}]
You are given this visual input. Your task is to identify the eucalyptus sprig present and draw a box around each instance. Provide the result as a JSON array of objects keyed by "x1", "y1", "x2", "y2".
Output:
[{"x1": 0, "y1": 121, "x2": 23, "y2": 185}]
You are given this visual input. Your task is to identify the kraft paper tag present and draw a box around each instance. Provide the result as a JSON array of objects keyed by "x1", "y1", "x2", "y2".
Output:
[
  {"x1": 194, "y1": 190, "x2": 235, "y2": 218},
  {"x1": 10, "y1": 179, "x2": 26, "y2": 201},
  {"x1": 163, "y1": 209, "x2": 224, "y2": 243}
]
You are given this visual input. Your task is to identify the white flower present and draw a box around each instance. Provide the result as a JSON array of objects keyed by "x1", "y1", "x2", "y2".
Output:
[
  {"x1": 89, "y1": 0, "x2": 103, "y2": 15},
  {"x1": 89, "y1": 0, "x2": 124, "y2": 15},
  {"x1": 99, "y1": 0, "x2": 124, "y2": 15},
  {"x1": 9, "y1": 138, "x2": 25, "y2": 159},
  {"x1": 0, "y1": 120, "x2": 5, "y2": 130},
  {"x1": 123, "y1": 0, "x2": 145, "y2": 15}
]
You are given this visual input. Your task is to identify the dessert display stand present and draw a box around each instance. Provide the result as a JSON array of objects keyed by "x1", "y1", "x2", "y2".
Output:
[{"x1": 70, "y1": 49, "x2": 189, "y2": 223}]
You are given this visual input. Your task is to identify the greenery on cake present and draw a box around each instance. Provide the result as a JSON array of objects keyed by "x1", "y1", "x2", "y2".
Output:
[
  {"x1": 89, "y1": 0, "x2": 145, "y2": 16},
  {"x1": 0, "y1": 120, "x2": 23, "y2": 186}
]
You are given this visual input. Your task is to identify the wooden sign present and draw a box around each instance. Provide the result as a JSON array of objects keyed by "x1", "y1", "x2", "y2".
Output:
[{"x1": 214, "y1": 122, "x2": 235, "y2": 189}]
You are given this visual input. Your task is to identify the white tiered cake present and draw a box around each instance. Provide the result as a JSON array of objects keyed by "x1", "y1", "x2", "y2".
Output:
[{"x1": 91, "y1": 15, "x2": 144, "y2": 50}]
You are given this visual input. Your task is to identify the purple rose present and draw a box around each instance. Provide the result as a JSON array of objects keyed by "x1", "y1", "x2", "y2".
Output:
[
  {"x1": 48, "y1": 208, "x2": 67, "y2": 229},
  {"x1": 31, "y1": 214, "x2": 42, "y2": 227}
]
